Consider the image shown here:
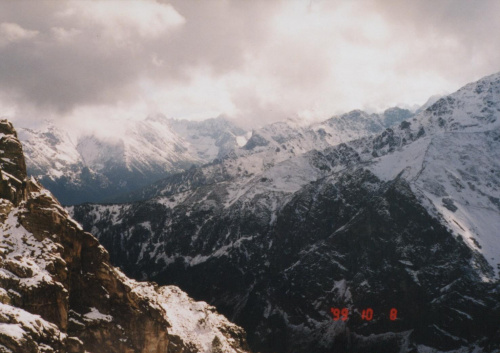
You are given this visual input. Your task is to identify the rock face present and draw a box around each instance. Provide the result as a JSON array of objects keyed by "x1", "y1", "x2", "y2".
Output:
[
  {"x1": 70, "y1": 74, "x2": 500, "y2": 352},
  {"x1": 0, "y1": 121, "x2": 27, "y2": 205},
  {"x1": 0, "y1": 119, "x2": 250, "y2": 353}
]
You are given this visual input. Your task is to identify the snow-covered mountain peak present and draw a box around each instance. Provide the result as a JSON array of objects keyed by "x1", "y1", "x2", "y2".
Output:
[
  {"x1": 19, "y1": 121, "x2": 74, "y2": 147},
  {"x1": 18, "y1": 124, "x2": 81, "y2": 180},
  {"x1": 309, "y1": 107, "x2": 413, "y2": 147},
  {"x1": 144, "y1": 112, "x2": 169, "y2": 123},
  {"x1": 364, "y1": 72, "x2": 500, "y2": 278},
  {"x1": 17, "y1": 112, "x2": 253, "y2": 204},
  {"x1": 77, "y1": 135, "x2": 126, "y2": 170},
  {"x1": 382, "y1": 106, "x2": 414, "y2": 126},
  {"x1": 244, "y1": 120, "x2": 306, "y2": 148},
  {"x1": 416, "y1": 94, "x2": 445, "y2": 113},
  {"x1": 421, "y1": 72, "x2": 500, "y2": 132},
  {"x1": 74, "y1": 118, "x2": 205, "y2": 189},
  {"x1": 168, "y1": 116, "x2": 248, "y2": 160},
  {"x1": 168, "y1": 116, "x2": 246, "y2": 137}
]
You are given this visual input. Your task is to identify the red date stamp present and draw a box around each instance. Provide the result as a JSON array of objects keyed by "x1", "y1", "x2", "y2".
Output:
[
  {"x1": 330, "y1": 307, "x2": 349, "y2": 321},
  {"x1": 330, "y1": 307, "x2": 398, "y2": 321}
]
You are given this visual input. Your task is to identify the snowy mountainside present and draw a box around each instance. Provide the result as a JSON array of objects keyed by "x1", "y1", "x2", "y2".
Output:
[
  {"x1": 77, "y1": 115, "x2": 246, "y2": 173},
  {"x1": 168, "y1": 116, "x2": 249, "y2": 160},
  {"x1": 19, "y1": 106, "x2": 411, "y2": 205},
  {"x1": 70, "y1": 72, "x2": 500, "y2": 353},
  {"x1": 0, "y1": 119, "x2": 251, "y2": 353},
  {"x1": 311, "y1": 107, "x2": 413, "y2": 145},
  {"x1": 362, "y1": 72, "x2": 500, "y2": 276},
  {"x1": 240, "y1": 107, "x2": 413, "y2": 156},
  {"x1": 369, "y1": 130, "x2": 500, "y2": 276},
  {"x1": 19, "y1": 116, "x2": 248, "y2": 204},
  {"x1": 117, "y1": 107, "x2": 413, "y2": 203},
  {"x1": 415, "y1": 94, "x2": 444, "y2": 113},
  {"x1": 18, "y1": 125, "x2": 83, "y2": 182}
]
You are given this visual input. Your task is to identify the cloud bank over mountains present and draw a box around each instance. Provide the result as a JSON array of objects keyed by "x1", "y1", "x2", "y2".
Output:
[{"x1": 1, "y1": 0, "x2": 499, "y2": 131}]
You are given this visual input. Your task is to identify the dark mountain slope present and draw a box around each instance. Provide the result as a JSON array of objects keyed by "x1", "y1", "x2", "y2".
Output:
[{"x1": 71, "y1": 167, "x2": 500, "y2": 353}]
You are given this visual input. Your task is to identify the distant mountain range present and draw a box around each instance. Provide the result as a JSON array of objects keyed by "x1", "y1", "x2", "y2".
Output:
[
  {"x1": 68, "y1": 73, "x2": 500, "y2": 353},
  {"x1": 19, "y1": 107, "x2": 413, "y2": 205},
  {"x1": 18, "y1": 116, "x2": 248, "y2": 204},
  {"x1": 106, "y1": 107, "x2": 414, "y2": 203}
]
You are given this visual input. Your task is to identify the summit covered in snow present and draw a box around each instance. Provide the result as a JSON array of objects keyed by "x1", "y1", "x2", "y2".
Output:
[{"x1": 19, "y1": 116, "x2": 248, "y2": 204}]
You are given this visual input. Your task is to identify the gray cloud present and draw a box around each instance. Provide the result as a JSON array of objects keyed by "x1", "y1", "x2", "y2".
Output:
[
  {"x1": 0, "y1": 1, "x2": 179, "y2": 113},
  {"x1": 368, "y1": 0, "x2": 500, "y2": 78},
  {"x1": 0, "y1": 0, "x2": 499, "y2": 130},
  {"x1": 0, "y1": 1, "x2": 279, "y2": 117}
]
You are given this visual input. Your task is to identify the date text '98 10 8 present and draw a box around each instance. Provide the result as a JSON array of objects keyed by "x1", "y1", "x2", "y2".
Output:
[{"x1": 330, "y1": 308, "x2": 398, "y2": 321}]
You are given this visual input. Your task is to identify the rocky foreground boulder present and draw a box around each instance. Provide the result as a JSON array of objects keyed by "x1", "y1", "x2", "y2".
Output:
[{"x1": 0, "y1": 118, "x2": 250, "y2": 353}]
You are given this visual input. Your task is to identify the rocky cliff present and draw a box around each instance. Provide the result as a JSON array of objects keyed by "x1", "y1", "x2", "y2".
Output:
[{"x1": 0, "y1": 119, "x2": 250, "y2": 353}]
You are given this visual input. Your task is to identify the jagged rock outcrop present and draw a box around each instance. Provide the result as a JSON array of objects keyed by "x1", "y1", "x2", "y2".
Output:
[
  {"x1": 0, "y1": 121, "x2": 27, "y2": 205},
  {"x1": 0, "y1": 119, "x2": 251, "y2": 353}
]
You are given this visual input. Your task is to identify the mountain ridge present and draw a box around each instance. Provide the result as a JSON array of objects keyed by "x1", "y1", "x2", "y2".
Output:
[
  {"x1": 70, "y1": 73, "x2": 500, "y2": 352},
  {"x1": 19, "y1": 105, "x2": 414, "y2": 205},
  {"x1": 19, "y1": 116, "x2": 248, "y2": 204},
  {"x1": 109, "y1": 107, "x2": 414, "y2": 204}
]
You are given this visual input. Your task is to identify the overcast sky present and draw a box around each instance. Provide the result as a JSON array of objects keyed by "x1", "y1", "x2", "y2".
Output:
[{"x1": 1, "y1": 0, "x2": 500, "y2": 132}]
